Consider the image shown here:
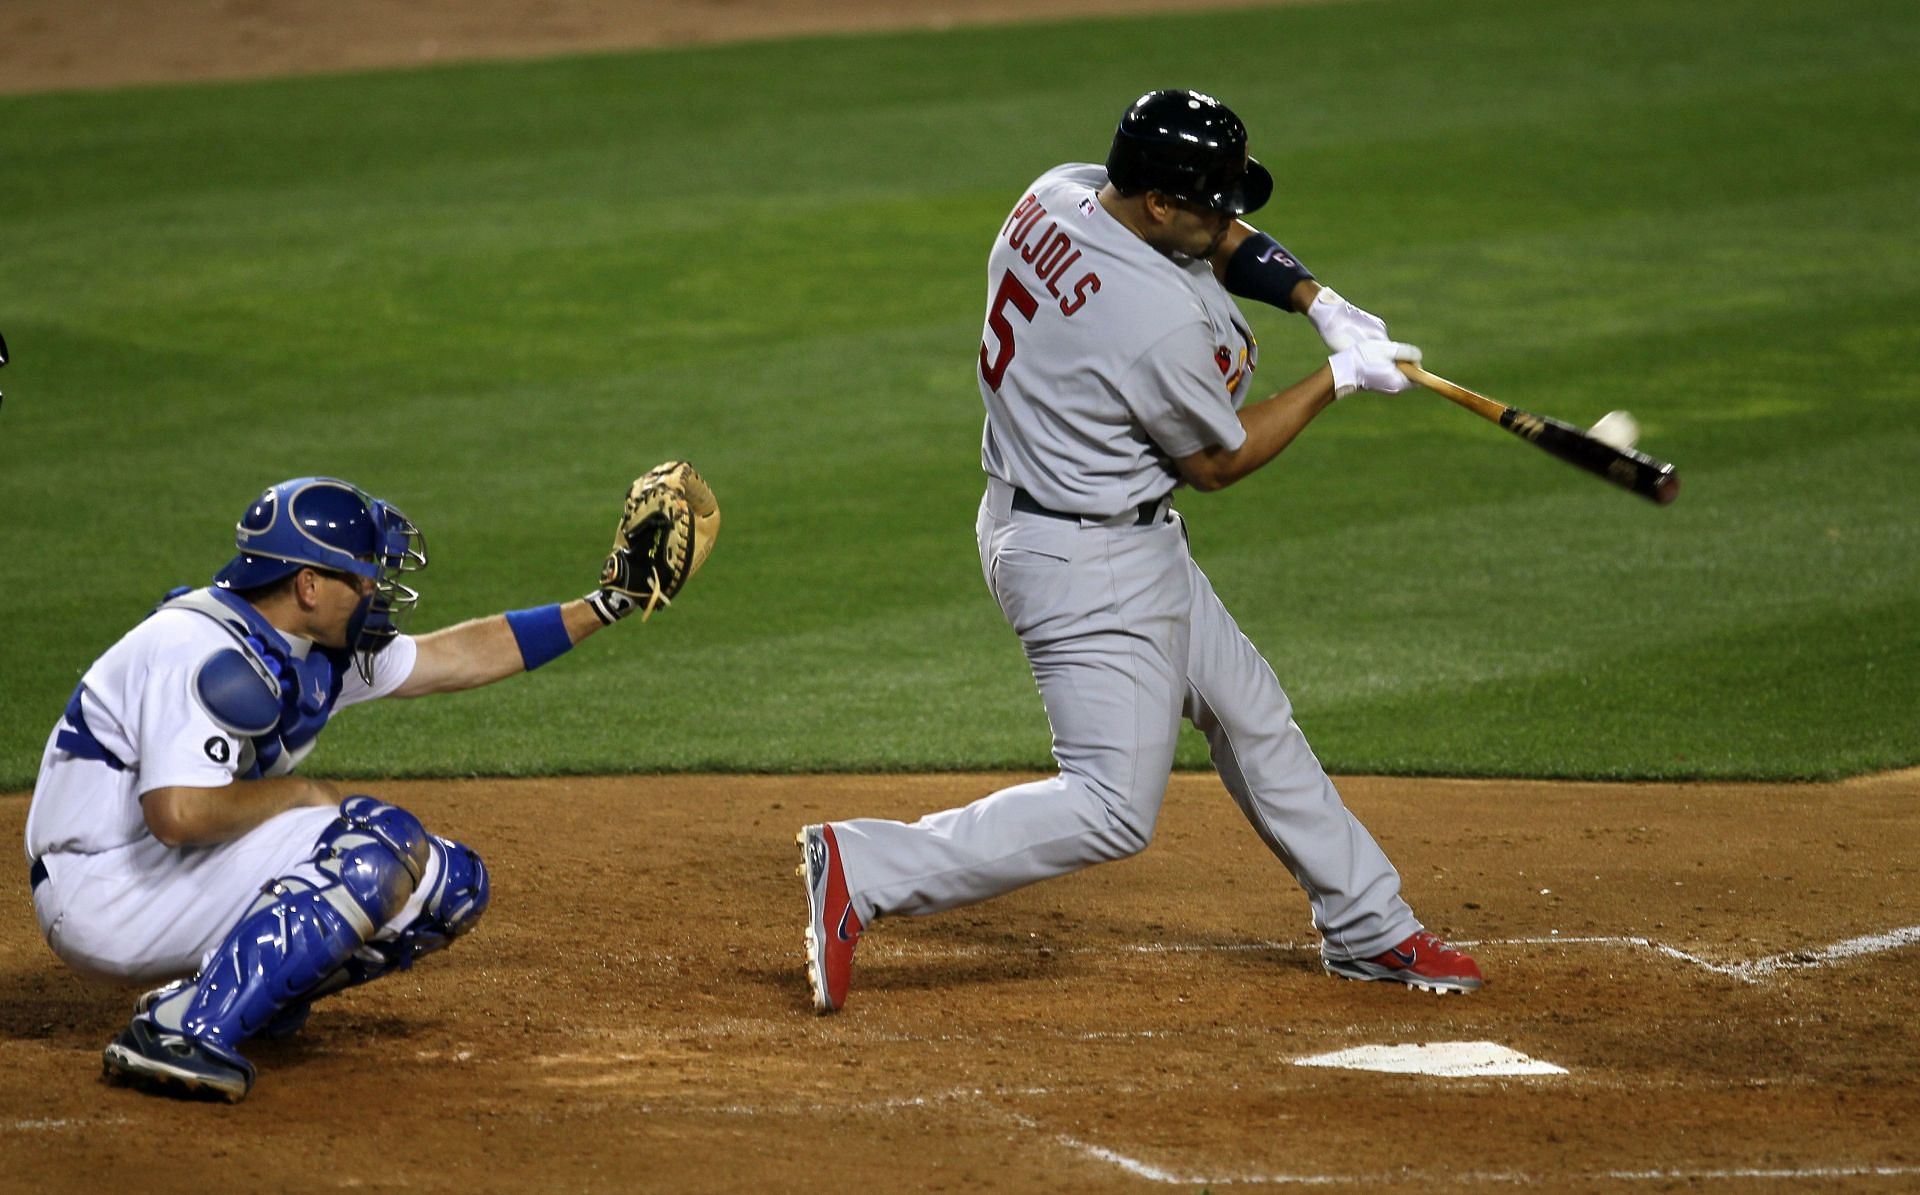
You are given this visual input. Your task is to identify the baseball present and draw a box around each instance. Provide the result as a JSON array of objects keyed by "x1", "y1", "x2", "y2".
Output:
[{"x1": 1589, "y1": 409, "x2": 1640, "y2": 451}]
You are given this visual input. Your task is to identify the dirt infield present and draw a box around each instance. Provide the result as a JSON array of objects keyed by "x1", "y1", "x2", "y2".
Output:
[
  {"x1": 4, "y1": 771, "x2": 1917, "y2": 1191},
  {"x1": 0, "y1": 0, "x2": 1305, "y2": 94}
]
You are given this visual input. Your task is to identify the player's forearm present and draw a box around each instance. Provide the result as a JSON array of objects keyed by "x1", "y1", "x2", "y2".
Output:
[
  {"x1": 1213, "y1": 222, "x2": 1319, "y2": 313},
  {"x1": 1178, "y1": 367, "x2": 1338, "y2": 491},
  {"x1": 399, "y1": 601, "x2": 605, "y2": 696},
  {"x1": 141, "y1": 776, "x2": 342, "y2": 848}
]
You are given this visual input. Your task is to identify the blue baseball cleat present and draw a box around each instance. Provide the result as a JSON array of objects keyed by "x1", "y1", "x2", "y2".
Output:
[{"x1": 102, "y1": 1018, "x2": 255, "y2": 1103}]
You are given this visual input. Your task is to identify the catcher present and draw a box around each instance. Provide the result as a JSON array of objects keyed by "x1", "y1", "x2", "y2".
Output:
[{"x1": 25, "y1": 464, "x2": 717, "y2": 1102}]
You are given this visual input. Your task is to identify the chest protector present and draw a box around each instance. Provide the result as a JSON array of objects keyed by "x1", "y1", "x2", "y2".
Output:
[{"x1": 155, "y1": 587, "x2": 352, "y2": 779}]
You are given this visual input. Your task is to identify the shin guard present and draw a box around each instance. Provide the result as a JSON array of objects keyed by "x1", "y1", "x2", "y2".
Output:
[{"x1": 138, "y1": 797, "x2": 430, "y2": 1066}]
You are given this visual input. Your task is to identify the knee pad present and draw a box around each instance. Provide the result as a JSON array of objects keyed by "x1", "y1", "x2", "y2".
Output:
[
  {"x1": 314, "y1": 796, "x2": 431, "y2": 929},
  {"x1": 398, "y1": 836, "x2": 490, "y2": 959},
  {"x1": 426, "y1": 836, "x2": 490, "y2": 940},
  {"x1": 267, "y1": 836, "x2": 489, "y2": 1015}
]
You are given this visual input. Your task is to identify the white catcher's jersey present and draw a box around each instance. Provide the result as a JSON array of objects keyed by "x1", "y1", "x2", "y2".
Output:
[
  {"x1": 25, "y1": 608, "x2": 418, "y2": 860},
  {"x1": 978, "y1": 163, "x2": 1258, "y2": 518}
]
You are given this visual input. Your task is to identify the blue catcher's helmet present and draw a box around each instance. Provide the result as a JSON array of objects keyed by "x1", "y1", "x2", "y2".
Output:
[{"x1": 213, "y1": 478, "x2": 428, "y2": 679}]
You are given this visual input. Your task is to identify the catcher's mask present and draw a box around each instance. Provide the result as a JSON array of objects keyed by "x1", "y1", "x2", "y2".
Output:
[
  {"x1": 1105, "y1": 88, "x2": 1274, "y2": 217},
  {"x1": 213, "y1": 477, "x2": 428, "y2": 683}
]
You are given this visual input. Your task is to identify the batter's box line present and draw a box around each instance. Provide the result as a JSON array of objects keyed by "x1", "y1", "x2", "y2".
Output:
[
  {"x1": 996, "y1": 1106, "x2": 1920, "y2": 1188},
  {"x1": 874, "y1": 925, "x2": 1920, "y2": 984},
  {"x1": 1460, "y1": 926, "x2": 1920, "y2": 984}
]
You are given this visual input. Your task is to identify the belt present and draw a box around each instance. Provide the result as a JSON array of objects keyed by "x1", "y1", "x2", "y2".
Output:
[
  {"x1": 30, "y1": 857, "x2": 49, "y2": 893},
  {"x1": 1011, "y1": 487, "x2": 1168, "y2": 527}
]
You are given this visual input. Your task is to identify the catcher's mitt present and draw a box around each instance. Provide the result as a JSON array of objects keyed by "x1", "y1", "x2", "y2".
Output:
[{"x1": 587, "y1": 461, "x2": 720, "y2": 623}]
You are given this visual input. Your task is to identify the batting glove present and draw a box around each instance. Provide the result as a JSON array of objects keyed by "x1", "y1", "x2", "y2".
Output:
[
  {"x1": 1306, "y1": 286, "x2": 1390, "y2": 352},
  {"x1": 1329, "y1": 341, "x2": 1422, "y2": 399}
]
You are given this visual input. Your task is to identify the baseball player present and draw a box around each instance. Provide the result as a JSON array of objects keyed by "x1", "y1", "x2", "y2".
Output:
[
  {"x1": 799, "y1": 89, "x2": 1480, "y2": 1013},
  {"x1": 27, "y1": 467, "x2": 717, "y2": 1101}
]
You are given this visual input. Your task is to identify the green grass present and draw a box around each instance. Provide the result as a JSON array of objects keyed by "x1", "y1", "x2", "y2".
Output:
[{"x1": 2, "y1": 0, "x2": 1915, "y2": 785}]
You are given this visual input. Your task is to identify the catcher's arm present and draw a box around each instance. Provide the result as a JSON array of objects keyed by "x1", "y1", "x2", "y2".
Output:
[
  {"x1": 393, "y1": 462, "x2": 719, "y2": 697},
  {"x1": 395, "y1": 602, "x2": 607, "y2": 696}
]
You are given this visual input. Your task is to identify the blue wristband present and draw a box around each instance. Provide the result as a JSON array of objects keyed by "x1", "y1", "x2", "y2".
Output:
[
  {"x1": 505, "y1": 605, "x2": 573, "y2": 671},
  {"x1": 1224, "y1": 232, "x2": 1316, "y2": 312}
]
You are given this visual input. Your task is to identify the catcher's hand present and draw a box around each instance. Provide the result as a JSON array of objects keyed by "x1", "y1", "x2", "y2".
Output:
[{"x1": 585, "y1": 461, "x2": 720, "y2": 624}]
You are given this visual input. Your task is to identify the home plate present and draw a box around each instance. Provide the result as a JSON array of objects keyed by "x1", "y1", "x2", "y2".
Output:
[{"x1": 1293, "y1": 1041, "x2": 1566, "y2": 1077}]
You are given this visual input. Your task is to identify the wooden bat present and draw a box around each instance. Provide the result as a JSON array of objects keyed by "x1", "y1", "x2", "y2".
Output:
[{"x1": 1398, "y1": 362, "x2": 1680, "y2": 505}]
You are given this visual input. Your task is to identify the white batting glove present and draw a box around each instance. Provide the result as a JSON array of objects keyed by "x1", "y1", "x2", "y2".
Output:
[
  {"x1": 1328, "y1": 341, "x2": 1422, "y2": 399},
  {"x1": 1306, "y1": 286, "x2": 1390, "y2": 352}
]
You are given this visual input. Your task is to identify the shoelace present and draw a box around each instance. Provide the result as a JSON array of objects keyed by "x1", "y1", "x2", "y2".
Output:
[{"x1": 1411, "y1": 931, "x2": 1462, "y2": 959}]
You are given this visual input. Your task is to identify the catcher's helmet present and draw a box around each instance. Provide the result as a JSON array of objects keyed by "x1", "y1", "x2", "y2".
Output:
[
  {"x1": 213, "y1": 477, "x2": 427, "y2": 674},
  {"x1": 1105, "y1": 89, "x2": 1273, "y2": 217}
]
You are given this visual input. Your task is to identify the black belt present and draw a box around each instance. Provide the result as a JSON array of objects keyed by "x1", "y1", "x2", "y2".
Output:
[
  {"x1": 30, "y1": 857, "x2": 49, "y2": 893},
  {"x1": 1012, "y1": 487, "x2": 1167, "y2": 527}
]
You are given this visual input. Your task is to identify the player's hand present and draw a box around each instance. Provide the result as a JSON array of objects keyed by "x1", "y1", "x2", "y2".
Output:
[
  {"x1": 1329, "y1": 341, "x2": 1422, "y2": 399},
  {"x1": 585, "y1": 461, "x2": 720, "y2": 624},
  {"x1": 1306, "y1": 286, "x2": 1389, "y2": 351}
]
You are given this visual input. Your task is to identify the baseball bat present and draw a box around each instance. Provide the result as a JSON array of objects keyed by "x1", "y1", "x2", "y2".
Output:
[{"x1": 1397, "y1": 362, "x2": 1680, "y2": 505}]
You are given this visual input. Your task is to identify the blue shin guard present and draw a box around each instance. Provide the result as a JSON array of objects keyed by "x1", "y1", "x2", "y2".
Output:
[
  {"x1": 263, "y1": 834, "x2": 490, "y2": 1037},
  {"x1": 133, "y1": 797, "x2": 430, "y2": 1073}
]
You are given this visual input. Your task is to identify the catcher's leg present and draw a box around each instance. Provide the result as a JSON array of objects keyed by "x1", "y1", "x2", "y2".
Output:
[
  {"x1": 102, "y1": 796, "x2": 432, "y2": 1102},
  {"x1": 260, "y1": 833, "x2": 490, "y2": 1038}
]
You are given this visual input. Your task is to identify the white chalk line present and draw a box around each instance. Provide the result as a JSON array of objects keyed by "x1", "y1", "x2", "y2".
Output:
[
  {"x1": 1039, "y1": 1139, "x2": 1920, "y2": 1187},
  {"x1": 868, "y1": 925, "x2": 1920, "y2": 984},
  {"x1": 4, "y1": 1115, "x2": 132, "y2": 1132},
  {"x1": 620, "y1": 1084, "x2": 1056, "y2": 1118},
  {"x1": 1002, "y1": 1109, "x2": 1920, "y2": 1187}
]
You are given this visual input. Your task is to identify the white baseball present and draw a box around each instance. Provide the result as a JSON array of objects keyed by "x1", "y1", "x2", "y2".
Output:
[{"x1": 1588, "y1": 410, "x2": 1640, "y2": 451}]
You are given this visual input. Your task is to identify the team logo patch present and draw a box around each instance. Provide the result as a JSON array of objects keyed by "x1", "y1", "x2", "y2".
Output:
[{"x1": 204, "y1": 736, "x2": 233, "y2": 764}]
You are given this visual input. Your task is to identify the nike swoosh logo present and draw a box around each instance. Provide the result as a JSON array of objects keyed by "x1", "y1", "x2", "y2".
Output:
[
  {"x1": 1257, "y1": 246, "x2": 1298, "y2": 267},
  {"x1": 837, "y1": 906, "x2": 859, "y2": 942},
  {"x1": 1388, "y1": 947, "x2": 1417, "y2": 966}
]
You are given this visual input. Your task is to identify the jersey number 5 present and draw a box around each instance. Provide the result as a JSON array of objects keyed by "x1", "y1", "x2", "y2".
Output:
[{"x1": 979, "y1": 270, "x2": 1038, "y2": 392}]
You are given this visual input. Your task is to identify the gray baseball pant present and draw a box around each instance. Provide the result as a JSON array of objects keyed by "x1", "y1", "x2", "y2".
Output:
[{"x1": 829, "y1": 481, "x2": 1420, "y2": 961}]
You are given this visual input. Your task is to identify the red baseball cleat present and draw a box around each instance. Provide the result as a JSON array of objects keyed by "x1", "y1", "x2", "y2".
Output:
[
  {"x1": 797, "y1": 823, "x2": 862, "y2": 1013},
  {"x1": 1324, "y1": 930, "x2": 1483, "y2": 994}
]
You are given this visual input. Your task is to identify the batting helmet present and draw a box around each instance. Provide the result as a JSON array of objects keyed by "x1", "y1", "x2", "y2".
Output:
[
  {"x1": 1105, "y1": 89, "x2": 1274, "y2": 217},
  {"x1": 212, "y1": 478, "x2": 427, "y2": 671}
]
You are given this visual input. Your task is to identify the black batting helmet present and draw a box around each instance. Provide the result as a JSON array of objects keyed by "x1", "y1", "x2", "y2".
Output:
[{"x1": 1105, "y1": 89, "x2": 1274, "y2": 216}]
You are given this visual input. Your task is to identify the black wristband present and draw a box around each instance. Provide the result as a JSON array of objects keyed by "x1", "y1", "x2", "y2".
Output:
[{"x1": 1223, "y1": 232, "x2": 1316, "y2": 313}]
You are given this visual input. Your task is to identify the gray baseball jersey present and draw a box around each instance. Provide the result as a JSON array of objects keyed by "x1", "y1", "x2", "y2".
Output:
[
  {"x1": 979, "y1": 163, "x2": 1256, "y2": 517},
  {"x1": 828, "y1": 164, "x2": 1421, "y2": 964}
]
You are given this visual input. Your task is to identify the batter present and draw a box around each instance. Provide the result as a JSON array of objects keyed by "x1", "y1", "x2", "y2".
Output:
[{"x1": 800, "y1": 90, "x2": 1482, "y2": 1012}]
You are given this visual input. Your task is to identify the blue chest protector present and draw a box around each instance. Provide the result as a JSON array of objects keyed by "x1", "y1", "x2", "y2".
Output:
[{"x1": 56, "y1": 587, "x2": 352, "y2": 780}]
